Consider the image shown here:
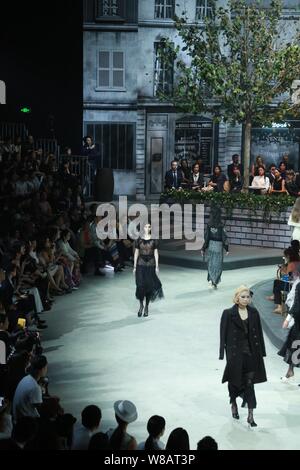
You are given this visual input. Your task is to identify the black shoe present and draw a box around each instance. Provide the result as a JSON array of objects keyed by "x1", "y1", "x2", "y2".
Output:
[
  {"x1": 37, "y1": 322, "x2": 48, "y2": 329},
  {"x1": 231, "y1": 403, "x2": 239, "y2": 420},
  {"x1": 138, "y1": 305, "x2": 143, "y2": 317},
  {"x1": 247, "y1": 418, "x2": 257, "y2": 427},
  {"x1": 143, "y1": 306, "x2": 149, "y2": 317}
]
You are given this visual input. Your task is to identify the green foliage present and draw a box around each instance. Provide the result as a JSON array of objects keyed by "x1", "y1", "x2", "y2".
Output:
[
  {"x1": 162, "y1": 187, "x2": 294, "y2": 220},
  {"x1": 159, "y1": 0, "x2": 300, "y2": 124}
]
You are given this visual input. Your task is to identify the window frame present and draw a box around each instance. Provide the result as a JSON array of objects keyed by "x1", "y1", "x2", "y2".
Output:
[
  {"x1": 96, "y1": 50, "x2": 126, "y2": 92},
  {"x1": 195, "y1": 0, "x2": 214, "y2": 21},
  {"x1": 154, "y1": 0, "x2": 175, "y2": 20},
  {"x1": 153, "y1": 42, "x2": 174, "y2": 97},
  {"x1": 95, "y1": 0, "x2": 125, "y2": 22}
]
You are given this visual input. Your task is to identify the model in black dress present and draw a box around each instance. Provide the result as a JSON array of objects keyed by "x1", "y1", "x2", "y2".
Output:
[{"x1": 133, "y1": 224, "x2": 163, "y2": 317}]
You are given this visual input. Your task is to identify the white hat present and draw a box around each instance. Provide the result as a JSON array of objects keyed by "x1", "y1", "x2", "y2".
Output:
[{"x1": 114, "y1": 400, "x2": 137, "y2": 424}]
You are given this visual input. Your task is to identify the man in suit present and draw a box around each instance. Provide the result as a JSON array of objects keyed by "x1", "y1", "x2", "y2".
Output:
[
  {"x1": 165, "y1": 160, "x2": 183, "y2": 190},
  {"x1": 189, "y1": 162, "x2": 204, "y2": 190},
  {"x1": 227, "y1": 154, "x2": 243, "y2": 180}
]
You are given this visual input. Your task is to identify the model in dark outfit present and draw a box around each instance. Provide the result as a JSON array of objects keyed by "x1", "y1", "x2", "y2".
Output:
[
  {"x1": 202, "y1": 206, "x2": 229, "y2": 289},
  {"x1": 133, "y1": 224, "x2": 163, "y2": 317},
  {"x1": 278, "y1": 281, "x2": 300, "y2": 381},
  {"x1": 219, "y1": 286, "x2": 267, "y2": 427}
]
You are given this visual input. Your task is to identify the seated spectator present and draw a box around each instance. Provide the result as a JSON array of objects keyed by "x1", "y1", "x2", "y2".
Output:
[
  {"x1": 251, "y1": 166, "x2": 270, "y2": 194},
  {"x1": 285, "y1": 170, "x2": 300, "y2": 197},
  {"x1": 72, "y1": 405, "x2": 102, "y2": 450},
  {"x1": 165, "y1": 161, "x2": 183, "y2": 190},
  {"x1": 179, "y1": 158, "x2": 191, "y2": 186},
  {"x1": 0, "y1": 416, "x2": 38, "y2": 450},
  {"x1": 0, "y1": 398, "x2": 13, "y2": 440},
  {"x1": 165, "y1": 427, "x2": 190, "y2": 451},
  {"x1": 251, "y1": 156, "x2": 266, "y2": 181},
  {"x1": 207, "y1": 165, "x2": 227, "y2": 193},
  {"x1": 56, "y1": 413, "x2": 77, "y2": 450},
  {"x1": 266, "y1": 247, "x2": 300, "y2": 315},
  {"x1": 5, "y1": 351, "x2": 31, "y2": 401},
  {"x1": 197, "y1": 436, "x2": 218, "y2": 450},
  {"x1": 268, "y1": 164, "x2": 277, "y2": 186},
  {"x1": 13, "y1": 355, "x2": 48, "y2": 423},
  {"x1": 88, "y1": 431, "x2": 110, "y2": 450},
  {"x1": 270, "y1": 168, "x2": 286, "y2": 195},
  {"x1": 227, "y1": 154, "x2": 243, "y2": 180},
  {"x1": 279, "y1": 161, "x2": 287, "y2": 179},
  {"x1": 229, "y1": 167, "x2": 244, "y2": 193},
  {"x1": 189, "y1": 163, "x2": 204, "y2": 191},
  {"x1": 137, "y1": 415, "x2": 166, "y2": 451},
  {"x1": 108, "y1": 400, "x2": 138, "y2": 451}
]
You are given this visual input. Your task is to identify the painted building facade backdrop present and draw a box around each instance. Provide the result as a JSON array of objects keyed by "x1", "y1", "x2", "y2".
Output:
[{"x1": 83, "y1": 0, "x2": 300, "y2": 199}]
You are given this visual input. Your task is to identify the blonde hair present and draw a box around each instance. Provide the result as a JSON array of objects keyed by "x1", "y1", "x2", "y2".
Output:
[
  {"x1": 233, "y1": 285, "x2": 251, "y2": 304},
  {"x1": 291, "y1": 198, "x2": 300, "y2": 223}
]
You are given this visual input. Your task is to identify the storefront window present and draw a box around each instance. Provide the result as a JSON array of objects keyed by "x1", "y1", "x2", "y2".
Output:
[{"x1": 175, "y1": 118, "x2": 213, "y2": 174}]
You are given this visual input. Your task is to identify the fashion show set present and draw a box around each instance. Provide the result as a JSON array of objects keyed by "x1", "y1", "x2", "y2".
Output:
[{"x1": 1, "y1": 0, "x2": 300, "y2": 453}]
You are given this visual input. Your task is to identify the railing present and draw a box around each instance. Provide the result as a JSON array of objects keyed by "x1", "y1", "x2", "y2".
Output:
[
  {"x1": 60, "y1": 155, "x2": 94, "y2": 198},
  {"x1": 35, "y1": 138, "x2": 60, "y2": 158},
  {"x1": 0, "y1": 122, "x2": 28, "y2": 141}
]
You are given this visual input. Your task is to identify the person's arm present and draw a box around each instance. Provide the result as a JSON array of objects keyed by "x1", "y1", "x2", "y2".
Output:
[
  {"x1": 222, "y1": 228, "x2": 229, "y2": 253},
  {"x1": 265, "y1": 177, "x2": 270, "y2": 191},
  {"x1": 219, "y1": 309, "x2": 229, "y2": 360},
  {"x1": 154, "y1": 249, "x2": 159, "y2": 273},
  {"x1": 133, "y1": 248, "x2": 139, "y2": 273},
  {"x1": 255, "y1": 309, "x2": 266, "y2": 357}
]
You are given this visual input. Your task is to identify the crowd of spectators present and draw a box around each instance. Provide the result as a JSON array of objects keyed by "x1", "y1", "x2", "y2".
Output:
[{"x1": 165, "y1": 153, "x2": 300, "y2": 195}]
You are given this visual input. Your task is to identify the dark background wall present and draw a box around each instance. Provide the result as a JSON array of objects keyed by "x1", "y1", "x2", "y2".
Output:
[{"x1": 0, "y1": 0, "x2": 83, "y2": 152}]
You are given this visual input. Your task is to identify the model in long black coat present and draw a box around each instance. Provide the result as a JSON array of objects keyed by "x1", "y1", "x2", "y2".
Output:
[{"x1": 219, "y1": 304, "x2": 267, "y2": 388}]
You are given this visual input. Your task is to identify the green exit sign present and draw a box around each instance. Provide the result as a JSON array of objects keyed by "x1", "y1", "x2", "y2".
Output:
[{"x1": 20, "y1": 107, "x2": 31, "y2": 113}]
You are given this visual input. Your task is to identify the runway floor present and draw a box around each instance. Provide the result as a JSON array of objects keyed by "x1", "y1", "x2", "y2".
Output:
[{"x1": 42, "y1": 264, "x2": 300, "y2": 450}]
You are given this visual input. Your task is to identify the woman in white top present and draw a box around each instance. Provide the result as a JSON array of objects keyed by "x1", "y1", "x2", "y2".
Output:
[
  {"x1": 251, "y1": 166, "x2": 270, "y2": 194},
  {"x1": 288, "y1": 197, "x2": 300, "y2": 241}
]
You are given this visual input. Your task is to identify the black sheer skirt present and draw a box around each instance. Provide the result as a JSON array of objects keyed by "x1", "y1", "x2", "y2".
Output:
[{"x1": 135, "y1": 265, "x2": 164, "y2": 302}]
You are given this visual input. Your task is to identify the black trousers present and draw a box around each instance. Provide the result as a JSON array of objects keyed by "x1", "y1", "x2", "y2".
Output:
[
  {"x1": 273, "y1": 279, "x2": 289, "y2": 305},
  {"x1": 228, "y1": 354, "x2": 257, "y2": 409}
]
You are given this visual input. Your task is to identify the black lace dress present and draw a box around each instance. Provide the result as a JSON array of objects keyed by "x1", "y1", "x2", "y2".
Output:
[{"x1": 134, "y1": 238, "x2": 164, "y2": 302}]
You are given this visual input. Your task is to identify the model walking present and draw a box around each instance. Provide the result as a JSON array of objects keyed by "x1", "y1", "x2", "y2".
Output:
[
  {"x1": 202, "y1": 205, "x2": 229, "y2": 289},
  {"x1": 219, "y1": 286, "x2": 267, "y2": 427},
  {"x1": 133, "y1": 223, "x2": 163, "y2": 317}
]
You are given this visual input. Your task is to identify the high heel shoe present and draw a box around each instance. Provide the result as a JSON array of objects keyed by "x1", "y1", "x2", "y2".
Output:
[
  {"x1": 138, "y1": 305, "x2": 143, "y2": 317},
  {"x1": 247, "y1": 411, "x2": 257, "y2": 427},
  {"x1": 143, "y1": 306, "x2": 149, "y2": 317},
  {"x1": 231, "y1": 403, "x2": 239, "y2": 420},
  {"x1": 247, "y1": 418, "x2": 257, "y2": 427}
]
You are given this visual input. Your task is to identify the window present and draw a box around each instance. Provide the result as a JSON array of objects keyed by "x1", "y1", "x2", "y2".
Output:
[
  {"x1": 97, "y1": 51, "x2": 125, "y2": 89},
  {"x1": 154, "y1": 42, "x2": 174, "y2": 96},
  {"x1": 86, "y1": 123, "x2": 135, "y2": 170},
  {"x1": 196, "y1": 0, "x2": 214, "y2": 21},
  {"x1": 154, "y1": 0, "x2": 175, "y2": 19},
  {"x1": 97, "y1": 0, "x2": 124, "y2": 19},
  {"x1": 245, "y1": 0, "x2": 299, "y2": 8}
]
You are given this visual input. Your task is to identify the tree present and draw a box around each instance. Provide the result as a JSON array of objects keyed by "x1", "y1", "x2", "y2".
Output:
[{"x1": 159, "y1": 0, "x2": 300, "y2": 185}]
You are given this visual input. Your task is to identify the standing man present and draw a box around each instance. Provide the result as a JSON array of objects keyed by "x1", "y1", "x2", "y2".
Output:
[
  {"x1": 227, "y1": 154, "x2": 243, "y2": 180},
  {"x1": 165, "y1": 160, "x2": 183, "y2": 190}
]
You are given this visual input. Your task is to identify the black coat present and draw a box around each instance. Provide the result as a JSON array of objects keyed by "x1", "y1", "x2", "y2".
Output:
[{"x1": 219, "y1": 304, "x2": 267, "y2": 387}]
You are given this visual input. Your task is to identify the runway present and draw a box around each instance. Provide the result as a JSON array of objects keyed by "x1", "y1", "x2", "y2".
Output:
[{"x1": 42, "y1": 264, "x2": 300, "y2": 450}]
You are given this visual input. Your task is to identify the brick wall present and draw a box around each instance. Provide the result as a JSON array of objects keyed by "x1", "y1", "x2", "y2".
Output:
[{"x1": 204, "y1": 207, "x2": 292, "y2": 249}]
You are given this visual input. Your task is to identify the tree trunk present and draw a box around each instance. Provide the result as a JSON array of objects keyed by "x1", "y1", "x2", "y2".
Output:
[{"x1": 243, "y1": 121, "x2": 252, "y2": 190}]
